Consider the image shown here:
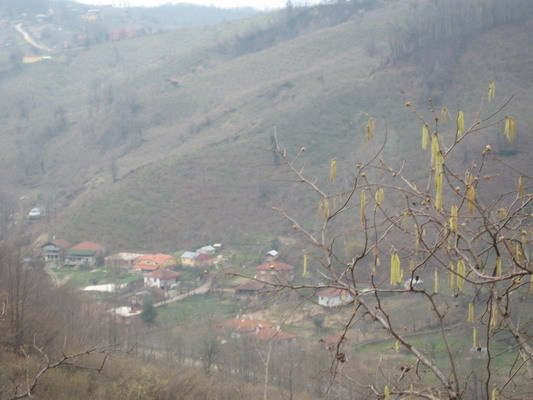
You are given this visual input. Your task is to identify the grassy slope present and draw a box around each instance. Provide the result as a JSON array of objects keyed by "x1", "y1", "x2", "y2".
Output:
[{"x1": 0, "y1": 2, "x2": 531, "y2": 252}]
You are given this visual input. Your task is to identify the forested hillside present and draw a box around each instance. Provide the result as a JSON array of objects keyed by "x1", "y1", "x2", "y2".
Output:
[{"x1": 0, "y1": 0, "x2": 531, "y2": 251}]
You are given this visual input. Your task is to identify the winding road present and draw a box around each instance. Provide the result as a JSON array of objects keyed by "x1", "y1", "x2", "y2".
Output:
[{"x1": 15, "y1": 23, "x2": 51, "y2": 51}]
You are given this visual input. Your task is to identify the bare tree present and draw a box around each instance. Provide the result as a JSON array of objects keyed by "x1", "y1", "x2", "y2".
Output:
[{"x1": 268, "y1": 86, "x2": 531, "y2": 399}]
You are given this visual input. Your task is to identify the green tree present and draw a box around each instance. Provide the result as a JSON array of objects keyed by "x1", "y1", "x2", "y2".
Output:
[{"x1": 140, "y1": 298, "x2": 157, "y2": 326}]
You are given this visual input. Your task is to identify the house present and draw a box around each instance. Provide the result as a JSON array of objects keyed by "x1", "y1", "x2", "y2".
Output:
[
  {"x1": 245, "y1": 325, "x2": 296, "y2": 344},
  {"x1": 144, "y1": 268, "x2": 181, "y2": 290},
  {"x1": 235, "y1": 281, "x2": 266, "y2": 299},
  {"x1": 40, "y1": 238, "x2": 70, "y2": 263},
  {"x1": 216, "y1": 315, "x2": 271, "y2": 339},
  {"x1": 180, "y1": 251, "x2": 214, "y2": 267},
  {"x1": 181, "y1": 251, "x2": 198, "y2": 266},
  {"x1": 22, "y1": 54, "x2": 43, "y2": 64},
  {"x1": 255, "y1": 261, "x2": 295, "y2": 284},
  {"x1": 132, "y1": 254, "x2": 177, "y2": 272},
  {"x1": 216, "y1": 316, "x2": 296, "y2": 343},
  {"x1": 64, "y1": 242, "x2": 106, "y2": 268},
  {"x1": 105, "y1": 252, "x2": 145, "y2": 268},
  {"x1": 195, "y1": 253, "x2": 215, "y2": 267},
  {"x1": 196, "y1": 245, "x2": 216, "y2": 255},
  {"x1": 265, "y1": 249, "x2": 279, "y2": 262},
  {"x1": 317, "y1": 288, "x2": 354, "y2": 308}
]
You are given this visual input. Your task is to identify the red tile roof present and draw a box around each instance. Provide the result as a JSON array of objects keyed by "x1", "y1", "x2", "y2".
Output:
[
  {"x1": 245, "y1": 326, "x2": 296, "y2": 342},
  {"x1": 217, "y1": 317, "x2": 271, "y2": 334},
  {"x1": 71, "y1": 242, "x2": 105, "y2": 252},
  {"x1": 255, "y1": 261, "x2": 294, "y2": 271},
  {"x1": 145, "y1": 269, "x2": 181, "y2": 280}
]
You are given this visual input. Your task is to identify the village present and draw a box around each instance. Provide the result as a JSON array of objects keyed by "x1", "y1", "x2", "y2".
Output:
[{"x1": 36, "y1": 237, "x2": 363, "y2": 352}]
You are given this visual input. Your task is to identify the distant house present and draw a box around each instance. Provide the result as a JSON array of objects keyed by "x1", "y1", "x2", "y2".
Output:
[
  {"x1": 22, "y1": 54, "x2": 43, "y2": 64},
  {"x1": 216, "y1": 315, "x2": 296, "y2": 344},
  {"x1": 40, "y1": 238, "x2": 70, "y2": 263},
  {"x1": 265, "y1": 250, "x2": 279, "y2": 262},
  {"x1": 255, "y1": 261, "x2": 295, "y2": 284},
  {"x1": 105, "y1": 252, "x2": 145, "y2": 268},
  {"x1": 166, "y1": 76, "x2": 180, "y2": 87},
  {"x1": 235, "y1": 281, "x2": 266, "y2": 299},
  {"x1": 180, "y1": 251, "x2": 214, "y2": 267},
  {"x1": 195, "y1": 253, "x2": 215, "y2": 267},
  {"x1": 64, "y1": 242, "x2": 106, "y2": 268},
  {"x1": 181, "y1": 251, "x2": 198, "y2": 266},
  {"x1": 317, "y1": 288, "x2": 354, "y2": 308},
  {"x1": 245, "y1": 325, "x2": 296, "y2": 344},
  {"x1": 144, "y1": 268, "x2": 181, "y2": 290},
  {"x1": 196, "y1": 245, "x2": 216, "y2": 255},
  {"x1": 132, "y1": 254, "x2": 177, "y2": 272},
  {"x1": 216, "y1": 315, "x2": 268, "y2": 339}
]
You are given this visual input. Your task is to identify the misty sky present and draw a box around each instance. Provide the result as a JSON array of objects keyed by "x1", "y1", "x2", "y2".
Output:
[{"x1": 76, "y1": 0, "x2": 321, "y2": 10}]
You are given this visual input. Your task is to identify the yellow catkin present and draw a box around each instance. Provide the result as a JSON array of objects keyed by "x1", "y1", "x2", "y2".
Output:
[
  {"x1": 466, "y1": 173, "x2": 476, "y2": 214},
  {"x1": 468, "y1": 303, "x2": 474, "y2": 323},
  {"x1": 473, "y1": 327, "x2": 477, "y2": 348},
  {"x1": 515, "y1": 243, "x2": 523, "y2": 262},
  {"x1": 375, "y1": 188, "x2": 385, "y2": 206},
  {"x1": 395, "y1": 339, "x2": 399, "y2": 352},
  {"x1": 384, "y1": 385, "x2": 390, "y2": 400},
  {"x1": 449, "y1": 205, "x2": 458, "y2": 233},
  {"x1": 361, "y1": 190, "x2": 366, "y2": 228},
  {"x1": 457, "y1": 260, "x2": 466, "y2": 291},
  {"x1": 488, "y1": 81, "x2": 496, "y2": 102},
  {"x1": 434, "y1": 270, "x2": 439, "y2": 293},
  {"x1": 435, "y1": 151, "x2": 444, "y2": 210},
  {"x1": 365, "y1": 117, "x2": 375, "y2": 143},
  {"x1": 530, "y1": 275, "x2": 533, "y2": 293},
  {"x1": 497, "y1": 208, "x2": 507, "y2": 219},
  {"x1": 495, "y1": 257, "x2": 502, "y2": 276},
  {"x1": 504, "y1": 116, "x2": 516, "y2": 143},
  {"x1": 431, "y1": 133, "x2": 440, "y2": 167},
  {"x1": 330, "y1": 159, "x2": 337, "y2": 182},
  {"x1": 302, "y1": 251, "x2": 308, "y2": 277},
  {"x1": 456, "y1": 110, "x2": 465, "y2": 136},
  {"x1": 390, "y1": 252, "x2": 402, "y2": 285},
  {"x1": 317, "y1": 199, "x2": 323, "y2": 218},
  {"x1": 323, "y1": 198, "x2": 329, "y2": 219},
  {"x1": 492, "y1": 388, "x2": 499, "y2": 400},
  {"x1": 518, "y1": 176, "x2": 524, "y2": 203},
  {"x1": 490, "y1": 305, "x2": 499, "y2": 332},
  {"x1": 422, "y1": 123, "x2": 429, "y2": 149},
  {"x1": 440, "y1": 107, "x2": 449, "y2": 124}
]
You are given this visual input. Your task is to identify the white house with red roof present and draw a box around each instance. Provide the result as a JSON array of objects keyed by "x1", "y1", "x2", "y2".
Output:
[
  {"x1": 255, "y1": 261, "x2": 295, "y2": 284},
  {"x1": 144, "y1": 268, "x2": 181, "y2": 290},
  {"x1": 216, "y1": 315, "x2": 296, "y2": 343},
  {"x1": 317, "y1": 288, "x2": 354, "y2": 308}
]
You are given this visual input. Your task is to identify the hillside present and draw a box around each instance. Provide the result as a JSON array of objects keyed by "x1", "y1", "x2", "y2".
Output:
[{"x1": 0, "y1": 0, "x2": 531, "y2": 252}]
